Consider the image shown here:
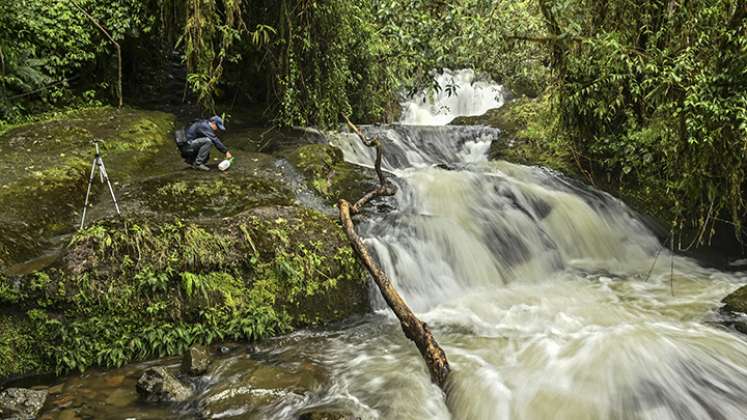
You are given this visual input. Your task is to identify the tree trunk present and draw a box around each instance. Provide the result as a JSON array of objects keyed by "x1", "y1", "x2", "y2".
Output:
[{"x1": 337, "y1": 114, "x2": 451, "y2": 389}]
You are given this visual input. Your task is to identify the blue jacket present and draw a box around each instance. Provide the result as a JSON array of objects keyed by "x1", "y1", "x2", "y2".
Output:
[{"x1": 186, "y1": 120, "x2": 228, "y2": 153}]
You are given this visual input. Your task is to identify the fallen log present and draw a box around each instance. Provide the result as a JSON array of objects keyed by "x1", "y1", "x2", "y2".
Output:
[{"x1": 338, "y1": 114, "x2": 450, "y2": 389}]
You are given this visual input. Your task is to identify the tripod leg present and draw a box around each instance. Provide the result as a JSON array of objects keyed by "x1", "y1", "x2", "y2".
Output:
[
  {"x1": 80, "y1": 157, "x2": 99, "y2": 229},
  {"x1": 98, "y1": 157, "x2": 105, "y2": 183},
  {"x1": 99, "y1": 159, "x2": 122, "y2": 216}
]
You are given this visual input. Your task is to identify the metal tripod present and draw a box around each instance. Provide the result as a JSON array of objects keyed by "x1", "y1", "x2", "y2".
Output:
[{"x1": 80, "y1": 142, "x2": 121, "y2": 229}]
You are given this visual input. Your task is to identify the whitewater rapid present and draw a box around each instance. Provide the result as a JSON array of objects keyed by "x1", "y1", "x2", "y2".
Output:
[{"x1": 296, "y1": 73, "x2": 747, "y2": 419}]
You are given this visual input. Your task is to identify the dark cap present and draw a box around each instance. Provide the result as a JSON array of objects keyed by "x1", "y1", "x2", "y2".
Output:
[{"x1": 209, "y1": 115, "x2": 226, "y2": 131}]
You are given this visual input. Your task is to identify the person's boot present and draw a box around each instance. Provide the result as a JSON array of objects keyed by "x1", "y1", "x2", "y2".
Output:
[{"x1": 192, "y1": 163, "x2": 210, "y2": 171}]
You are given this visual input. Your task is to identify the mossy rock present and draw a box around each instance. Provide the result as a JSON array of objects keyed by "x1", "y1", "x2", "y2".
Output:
[
  {"x1": 0, "y1": 205, "x2": 368, "y2": 380},
  {"x1": 451, "y1": 102, "x2": 524, "y2": 133},
  {"x1": 720, "y1": 285, "x2": 747, "y2": 335},
  {"x1": 285, "y1": 143, "x2": 375, "y2": 203},
  {"x1": 0, "y1": 107, "x2": 176, "y2": 269},
  {"x1": 136, "y1": 170, "x2": 294, "y2": 218},
  {"x1": 723, "y1": 285, "x2": 747, "y2": 313}
]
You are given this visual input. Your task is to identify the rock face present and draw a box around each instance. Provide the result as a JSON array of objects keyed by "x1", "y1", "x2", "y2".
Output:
[
  {"x1": 136, "y1": 367, "x2": 192, "y2": 403},
  {"x1": 182, "y1": 346, "x2": 211, "y2": 376},
  {"x1": 0, "y1": 387, "x2": 48, "y2": 419},
  {"x1": 0, "y1": 108, "x2": 373, "y2": 381}
]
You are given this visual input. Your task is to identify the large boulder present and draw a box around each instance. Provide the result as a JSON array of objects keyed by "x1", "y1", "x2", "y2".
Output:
[
  {"x1": 0, "y1": 388, "x2": 48, "y2": 419},
  {"x1": 0, "y1": 107, "x2": 175, "y2": 270},
  {"x1": 285, "y1": 143, "x2": 376, "y2": 203},
  {"x1": 182, "y1": 346, "x2": 211, "y2": 377},
  {"x1": 136, "y1": 367, "x2": 192, "y2": 403},
  {"x1": 0, "y1": 107, "x2": 373, "y2": 382}
]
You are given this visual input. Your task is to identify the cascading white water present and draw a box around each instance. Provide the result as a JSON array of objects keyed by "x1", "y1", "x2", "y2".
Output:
[
  {"x1": 399, "y1": 69, "x2": 505, "y2": 126},
  {"x1": 292, "y1": 85, "x2": 747, "y2": 419}
]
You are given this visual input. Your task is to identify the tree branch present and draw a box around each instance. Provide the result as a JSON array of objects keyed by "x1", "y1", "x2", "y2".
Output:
[{"x1": 337, "y1": 113, "x2": 451, "y2": 389}]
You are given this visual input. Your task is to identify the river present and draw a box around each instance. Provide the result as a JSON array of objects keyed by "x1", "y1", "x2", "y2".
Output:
[
  {"x1": 312, "y1": 75, "x2": 747, "y2": 418},
  {"x1": 36, "y1": 70, "x2": 747, "y2": 419}
]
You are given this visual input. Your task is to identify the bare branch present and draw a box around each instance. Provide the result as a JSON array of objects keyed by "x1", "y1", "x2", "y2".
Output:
[{"x1": 337, "y1": 114, "x2": 451, "y2": 389}]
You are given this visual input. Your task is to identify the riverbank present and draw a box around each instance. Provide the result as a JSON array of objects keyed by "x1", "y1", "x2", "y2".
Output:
[{"x1": 0, "y1": 107, "x2": 374, "y2": 381}]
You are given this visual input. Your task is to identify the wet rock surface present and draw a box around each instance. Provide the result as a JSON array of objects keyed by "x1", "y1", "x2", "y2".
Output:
[
  {"x1": 182, "y1": 346, "x2": 211, "y2": 377},
  {"x1": 0, "y1": 387, "x2": 48, "y2": 419},
  {"x1": 32, "y1": 341, "x2": 357, "y2": 419},
  {"x1": 297, "y1": 408, "x2": 360, "y2": 420},
  {"x1": 285, "y1": 143, "x2": 376, "y2": 204},
  {"x1": 136, "y1": 367, "x2": 192, "y2": 403},
  {"x1": 720, "y1": 285, "x2": 747, "y2": 334}
]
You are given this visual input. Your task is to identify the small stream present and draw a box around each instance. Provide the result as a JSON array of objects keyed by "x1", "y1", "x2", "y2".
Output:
[{"x1": 35, "y1": 71, "x2": 747, "y2": 420}]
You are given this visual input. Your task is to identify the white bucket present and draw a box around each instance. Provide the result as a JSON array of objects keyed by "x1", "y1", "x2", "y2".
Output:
[{"x1": 218, "y1": 158, "x2": 233, "y2": 171}]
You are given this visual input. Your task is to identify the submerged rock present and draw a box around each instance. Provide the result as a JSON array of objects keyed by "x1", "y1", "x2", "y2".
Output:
[
  {"x1": 297, "y1": 408, "x2": 359, "y2": 420},
  {"x1": 198, "y1": 387, "x2": 300, "y2": 419},
  {"x1": 182, "y1": 346, "x2": 211, "y2": 376},
  {"x1": 196, "y1": 354, "x2": 327, "y2": 418},
  {"x1": 136, "y1": 367, "x2": 192, "y2": 403},
  {"x1": 0, "y1": 387, "x2": 48, "y2": 419}
]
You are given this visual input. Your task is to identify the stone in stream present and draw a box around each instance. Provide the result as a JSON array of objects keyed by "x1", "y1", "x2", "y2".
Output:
[
  {"x1": 297, "y1": 408, "x2": 359, "y2": 420},
  {"x1": 182, "y1": 346, "x2": 211, "y2": 376},
  {"x1": 196, "y1": 356, "x2": 328, "y2": 418},
  {"x1": 0, "y1": 387, "x2": 48, "y2": 419},
  {"x1": 135, "y1": 367, "x2": 192, "y2": 403},
  {"x1": 720, "y1": 285, "x2": 747, "y2": 334}
]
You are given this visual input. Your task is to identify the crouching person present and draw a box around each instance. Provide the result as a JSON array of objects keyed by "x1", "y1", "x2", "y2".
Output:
[{"x1": 181, "y1": 115, "x2": 232, "y2": 171}]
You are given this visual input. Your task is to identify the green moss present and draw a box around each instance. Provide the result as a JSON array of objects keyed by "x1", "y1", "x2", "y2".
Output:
[
  {"x1": 286, "y1": 143, "x2": 374, "y2": 202},
  {"x1": 141, "y1": 175, "x2": 293, "y2": 217},
  {"x1": 0, "y1": 106, "x2": 176, "y2": 268},
  {"x1": 722, "y1": 285, "x2": 747, "y2": 315},
  {"x1": 0, "y1": 206, "x2": 368, "y2": 379}
]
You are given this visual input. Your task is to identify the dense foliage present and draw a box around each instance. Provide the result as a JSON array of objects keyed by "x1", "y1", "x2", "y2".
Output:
[
  {"x1": 1, "y1": 0, "x2": 744, "y2": 240},
  {"x1": 0, "y1": 0, "x2": 544, "y2": 126},
  {"x1": 539, "y1": 0, "x2": 746, "y2": 244},
  {"x1": 0, "y1": 212, "x2": 366, "y2": 375},
  {"x1": 0, "y1": 0, "x2": 150, "y2": 119},
  {"x1": 372, "y1": 0, "x2": 549, "y2": 97}
]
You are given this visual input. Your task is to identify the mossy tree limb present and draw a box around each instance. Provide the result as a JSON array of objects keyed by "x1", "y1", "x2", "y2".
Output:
[{"x1": 337, "y1": 114, "x2": 450, "y2": 389}]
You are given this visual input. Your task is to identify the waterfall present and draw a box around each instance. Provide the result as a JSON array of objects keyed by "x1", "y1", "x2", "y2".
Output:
[
  {"x1": 399, "y1": 69, "x2": 505, "y2": 126},
  {"x1": 311, "y1": 79, "x2": 747, "y2": 419}
]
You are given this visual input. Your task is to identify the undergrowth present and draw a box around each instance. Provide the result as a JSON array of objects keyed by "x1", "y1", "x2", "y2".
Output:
[{"x1": 0, "y1": 209, "x2": 367, "y2": 376}]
